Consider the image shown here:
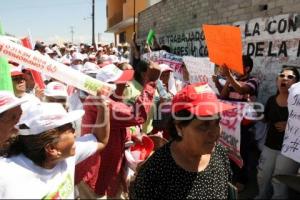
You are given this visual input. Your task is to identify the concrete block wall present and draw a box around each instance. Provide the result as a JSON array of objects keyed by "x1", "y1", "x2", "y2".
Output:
[
  {"x1": 137, "y1": 0, "x2": 300, "y2": 103},
  {"x1": 138, "y1": 0, "x2": 300, "y2": 38}
]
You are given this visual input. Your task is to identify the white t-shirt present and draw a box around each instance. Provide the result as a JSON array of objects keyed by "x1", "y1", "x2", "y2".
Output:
[{"x1": 0, "y1": 134, "x2": 98, "y2": 199}]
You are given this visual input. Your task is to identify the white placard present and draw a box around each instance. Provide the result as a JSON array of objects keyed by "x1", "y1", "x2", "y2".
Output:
[
  {"x1": 282, "y1": 82, "x2": 300, "y2": 163},
  {"x1": 183, "y1": 56, "x2": 217, "y2": 92}
]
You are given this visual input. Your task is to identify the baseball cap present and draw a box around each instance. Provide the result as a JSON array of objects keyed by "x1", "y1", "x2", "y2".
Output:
[
  {"x1": 109, "y1": 55, "x2": 119, "y2": 63},
  {"x1": 172, "y1": 82, "x2": 235, "y2": 116},
  {"x1": 72, "y1": 52, "x2": 84, "y2": 62},
  {"x1": 44, "y1": 82, "x2": 68, "y2": 98},
  {"x1": 0, "y1": 91, "x2": 27, "y2": 114},
  {"x1": 88, "y1": 53, "x2": 96, "y2": 60},
  {"x1": 96, "y1": 64, "x2": 134, "y2": 84},
  {"x1": 98, "y1": 54, "x2": 112, "y2": 67},
  {"x1": 82, "y1": 62, "x2": 99, "y2": 75},
  {"x1": 45, "y1": 47, "x2": 55, "y2": 54},
  {"x1": 10, "y1": 65, "x2": 25, "y2": 77},
  {"x1": 18, "y1": 103, "x2": 84, "y2": 136}
]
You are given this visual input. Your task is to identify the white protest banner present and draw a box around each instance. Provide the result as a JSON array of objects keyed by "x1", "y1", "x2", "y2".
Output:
[
  {"x1": 142, "y1": 50, "x2": 183, "y2": 62},
  {"x1": 142, "y1": 50, "x2": 184, "y2": 80},
  {"x1": 219, "y1": 101, "x2": 249, "y2": 168},
  {"x1": 0, "y1": 37, "x2": 114, "y2": 96},
  {"x1": 281, "y1": 82, "x2": 300, "y2": 163},
  {"x1": 183, "y1": 56, "x2": 218, "y2": 93}
]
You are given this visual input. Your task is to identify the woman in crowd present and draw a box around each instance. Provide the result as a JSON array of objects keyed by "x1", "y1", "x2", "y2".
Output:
[
  {"x1": 256, "y1": 66, "x2": 299, "y2": 199},
  {"x1": 0, "y1": 91, "x2": 26, "y2": 145},
  {"x1": 129, "y1": 82, "x2": 235, "y2": 199},
  {"x1": 0, "y1": 92, "x2": 110, "y2": 199}
]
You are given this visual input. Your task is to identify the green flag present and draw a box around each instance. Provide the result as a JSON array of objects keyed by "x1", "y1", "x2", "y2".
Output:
[
  {"x1": 0, "y1": 57, "x2": 14, "y2": 92},
  {"x1": 0, "y1": 20, "x2": 4, "y2": 35},
  {"x1": 146, "y1": 29, "x2": 155, "y2": 46},
  {"x1": 0, "y1": 21, "x2": 13, "y2": 92}
]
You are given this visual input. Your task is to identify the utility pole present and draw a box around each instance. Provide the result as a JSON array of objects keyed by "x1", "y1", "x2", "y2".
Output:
[
  {"x1": 70, "y1": 26, "x2": 74, "y2": 43},
  {"x1": 92, "y1": 0, "x2": 95, "y2": 47},
  {"x1": 133, "y1": 0, "x2": 136, "y2": 33}
]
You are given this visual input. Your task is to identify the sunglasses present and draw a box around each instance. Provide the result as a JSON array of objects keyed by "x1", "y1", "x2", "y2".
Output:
[
  {"x1": 278, "y1": 73, "x2": 296, "y2": 80},
  {"x1": 12, "y1": 77, "x2": 25, "y2": 82}
]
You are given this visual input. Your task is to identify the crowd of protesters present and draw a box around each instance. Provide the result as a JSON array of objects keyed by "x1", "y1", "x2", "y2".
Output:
[{"x1": 0, "y1": 31, "x2": 299, "y2": 200}]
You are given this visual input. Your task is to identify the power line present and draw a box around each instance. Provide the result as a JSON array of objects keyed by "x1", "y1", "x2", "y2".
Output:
[{"x1": 92, "y1": 0, "x2": 95, "y2": 47}]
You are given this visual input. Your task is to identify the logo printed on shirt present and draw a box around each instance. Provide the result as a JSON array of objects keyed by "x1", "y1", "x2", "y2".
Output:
[
  {"x1": 42, "y1": 173, "x2": 73, "y2": 199},
  {"x1": 53, "y1": 84, "x2": 64, "y2": 91},
  {"x1": 0, "y1": 97, "x2": 14, "y2": 106}
]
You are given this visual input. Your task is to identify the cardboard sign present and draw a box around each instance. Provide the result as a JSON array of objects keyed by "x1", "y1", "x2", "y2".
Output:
[
  {"x1": 282, "y1": 82, "x2": 300, "y2": 163},
  {"x1": 203, "y1": 24, "x2": 244, "y2": 75},
  {"x1": 183, "y1": 56, "x2": 218, "y2": 93},
  {"x1": 0, "y1": 37, "x2": 115, "y2": 96}
]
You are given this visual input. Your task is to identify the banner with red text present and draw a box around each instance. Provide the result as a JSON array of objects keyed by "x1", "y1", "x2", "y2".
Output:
[
  {"x1": 0, "y1": 37, "x2": 114, "y2": 96},
  {"x1": 219, "y1": 101, "x2": 248, "y2": 168}
]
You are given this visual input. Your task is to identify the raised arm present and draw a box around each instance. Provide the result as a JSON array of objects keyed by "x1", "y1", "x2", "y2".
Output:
[
  {"x1": 222, "y1": 66, "x2": 252, "y2": 95},
  {"x1": 92, "y1": 95, "x2": 110, "y2": 152}
]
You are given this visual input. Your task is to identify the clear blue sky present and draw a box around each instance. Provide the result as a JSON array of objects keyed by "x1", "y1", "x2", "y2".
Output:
[{"x1": 0, "y1": 0, "x2": 114, "y2": 44}]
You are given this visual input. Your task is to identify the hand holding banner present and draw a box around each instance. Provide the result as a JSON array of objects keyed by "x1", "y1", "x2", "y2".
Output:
[
  {"x1": 203, "y1": 24, "x2": 244, "y2": 75},
  {"x1": 0, "y1": 37, "x2": 115, "y2": 96}
]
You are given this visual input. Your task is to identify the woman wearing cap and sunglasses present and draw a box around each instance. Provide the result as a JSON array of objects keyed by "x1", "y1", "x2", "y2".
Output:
[
  {"x1": 129, "y1": 82, "x2": 235, "y2": 199},
  {"x1": 256, "y1": 66, "x2": 299, "y2": 199},
  {"x1": 0, "y1": 93, "x2": 110, "y2": 199}
]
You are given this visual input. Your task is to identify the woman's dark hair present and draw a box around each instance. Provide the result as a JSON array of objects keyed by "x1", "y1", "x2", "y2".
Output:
[
  {"x1": 167, "y1": 110, "x2": 196, "y2": 141},
  {"x1": 281, "y1": 65, "x2": 300, "y2": 82},
  {"x1": 242, "y1": 55, "x2": 253, "y2": 73},
  {"x1": 0, "y1": 112, "x2": 4, "y2": 119},
  {"x1": 134, "y1": 60, "x2": 149, "y2": 84},
  {"x1": 5, "y1": 123, "x2": 73, "y2": 166},
  {"x1": 161, "y1": 45, "x2": 171, "y2": 53}
]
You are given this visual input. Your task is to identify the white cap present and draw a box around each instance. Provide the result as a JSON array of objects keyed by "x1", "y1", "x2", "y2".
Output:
[
  {"x1": 109, "y1": 55, "x2": 119, "y2": 63},
  {"x1": 112, "y1": 47, "x2": 118, "y2": 53},
  {"x1": 88, "y1": 53, "x2": 96, "y2": 60},
  {"x1": 60, "y1": 57, "x2": 71, "y2": 65},
  {"x1": 44, "y1": 82, "x2": 68, "y2": 98},
  {"x1": 96, "y1": 64, "x2": 134, "y2": 83},
  {"x1": 118, "y1": 57, "x2": 129, "y2": 64},
  {"x1": 19, "y1": 103, "x2": 84, "y2": 136},
  {"x1": 72, "y1": 52, "x2": 84, "y2": 61},
  {"x1": 99, "y1": 54, "x2": 110, "y2": 62},
  {"x1": 45, "y1": 47, "x2": 54, "y2": 54},
  {"x1": 0, "y1": 91, "x2": 27, "y2": 114},
  {"x1": 82, "y1": 62, "x2": 99, "y2": 75}
]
